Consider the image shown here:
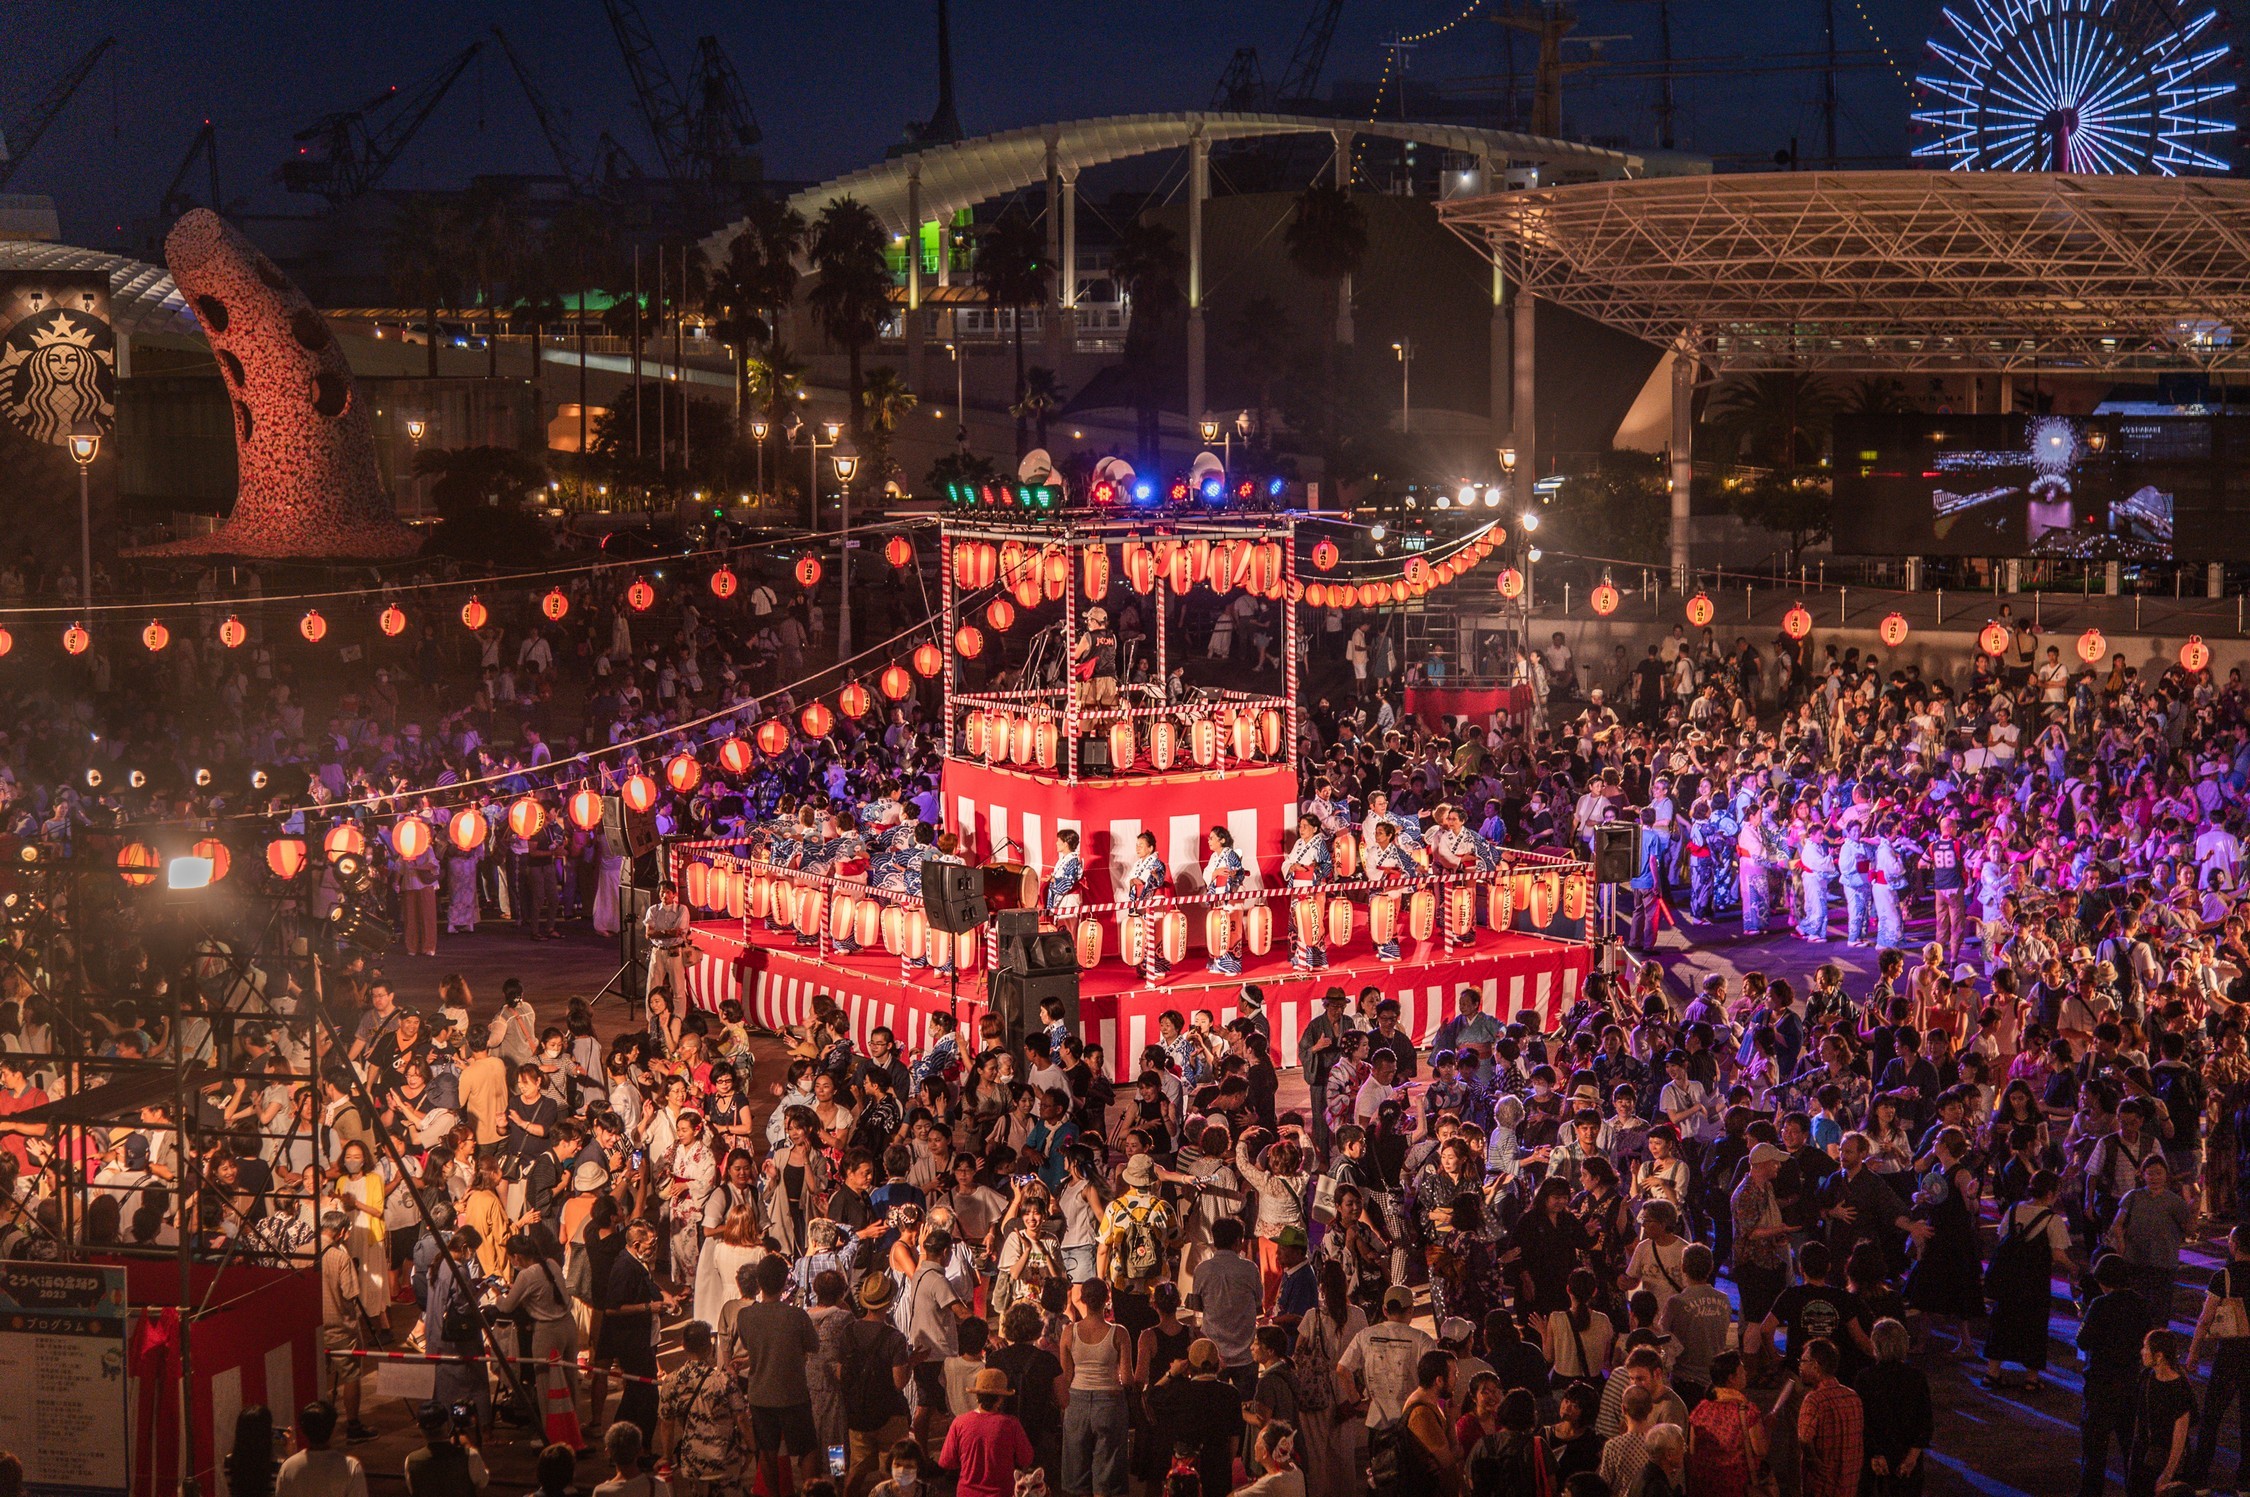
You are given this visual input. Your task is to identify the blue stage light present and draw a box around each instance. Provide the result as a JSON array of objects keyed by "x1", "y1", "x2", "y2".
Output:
[
  {"x1": 1200, "y1": 476, "x2": 1225, "y2": 501},
  {"x1": 1132, "y1": 479, "x2": 1156, "y2": 503}
]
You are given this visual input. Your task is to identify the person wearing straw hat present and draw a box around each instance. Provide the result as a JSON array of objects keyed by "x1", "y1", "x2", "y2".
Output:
[{"x1": 938, "y1": 1367, "x2": 1035, "y2": 1497}]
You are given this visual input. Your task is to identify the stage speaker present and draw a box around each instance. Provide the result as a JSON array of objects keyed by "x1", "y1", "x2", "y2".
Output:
[
  {"x1": 1077, "y1": 734, "x2": 1112, "y2": 773},
  {"x1": 923, "y1": 862, "x2": 990, "y2": 933},
  {"x1": 1592, "y1": 822, "x2": 1642, "y2": 884},
  {"x1": 617, "y1": 883, "x2": 654, "y2": 1001},
  {"x1": 603, "y1": 794, "x2": 659, "y2": 858}
]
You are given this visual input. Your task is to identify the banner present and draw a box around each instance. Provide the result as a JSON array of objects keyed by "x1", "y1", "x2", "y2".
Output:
[
  {"x1": 0, "y1": 271, "x2": 116, "y2": 449},
  {"x1": 0, "y1": 1262, "x2": 129, "y2": 1497}
]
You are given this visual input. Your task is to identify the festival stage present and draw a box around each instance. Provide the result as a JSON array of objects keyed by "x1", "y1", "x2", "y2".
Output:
[{"x1": 682, "y1": 918, "x2": 1591, "y2": 1077}]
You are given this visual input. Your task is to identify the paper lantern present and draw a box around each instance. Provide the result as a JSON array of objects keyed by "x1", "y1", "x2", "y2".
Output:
[
  {"x1": 964, "y1": 710, "x2": 988, "y2": 758},
  {"x1": 1488, "y1": 879, "x2": 1514, "y2": 929},
  {"x1": 324, "y1": 824, "x2": 365, "y2": 859},
  {"x1": 1304, "y1": 583, "x2": 1327, "y2": 608},
  {"x1": 999, "y1": 540, "x2": 1029, "y2": 588},
  {"x1": 1333, "y1": 831, "x2": 1359, "y2": 878},
  {"x1": 1685, "y1": 591, "x2": 1714, "y2": 627},
  {"x1": 711, "y1": 737, "x2": 749, "y2": 776},
  {"x1": 1433, "y1": 560, "x2": 1458, "y2": 586},
  {"x1": 1408, "y1": 889, "x2": 1437, "y2": 941},
  {"x1": 1497, "y1": 568, "x2": 1524, "y2": 600},
  {"x1": 300, "y1": 609, "x2": 327, "y2": 642},
  {"x1": 968, "y1": 541, "x2": 997, "y2": 591},
  {"x1": 62, "y1": 623, "x2": 89, "y2": 655},
  {"x1": 460, "y1": 596, "x2": 488, "y2": 631},
  {"x1": 1368, "y1": 894, "x2": 1400, "y2": 948},
  {"x1": 1404, "y1": 557, "x2": 1432, "y2": 593},
  {"x1": 881, "y1": 904, "x2": 907, "y2": 954},
  {"x1": 885, "y1": 534, "x2": 914, "y2": 568},
  {"x1": 794, "y1": 555, "x2": 822, "y2": 589},
  {"x1": 1082, "y1": 546, "x2": 1109, "y2": 599},
  {"x1": 667, "y1": 752, "x2": 701, "y2": 792},
  {"x1": 1532, "y1": 871, "x2": 1562, "y2": 927},
  {"x1": 116, "y1": 843, "x2": 160, "y2": 887},
  {"x1": 627, "y1": 578, "x2": 655, "y2": 612},
  {"x1": 622, "y1": 773, "x2": 658, "y2": 813},
  {"x1": 1447, "y1": 885, "x2": 1475, "y2": 939},
  {"x1": 1207, "y1": 540, "x2": 1235, "y2": 595},
  {"x1": 1293, "y1": 897, "x2": 1324, "y2": 948},
  {"x1": 768, "y1": 881, "x2": 795, "y2": 929},
  {"x1": 1166, "y1": 545, "x2": 1197, "y2": 595},
  {"x1": 838, "y1": 682, "x2": 872, "y2": 720},
  {"x1": 1590, "y1": 580, "x2": 1619, "y2": 616},
  {"x1": 1124, "y1": 542, "x2": 1157, "y2": 593},
  {"x1": 1108, "y1": 721, "x2": 1136, "y2": 770},
  {"x1": 1042, "y1": 547, "x2": 1069, "y2": 602},
  {"x1": 1009, "y1": 715, "x2": 1035, "y2": 765},
  {"x1": 685, "y1": 862, "x2": 711, "y2": 909},
  {"x1": 507, "y1": 797, "x2": 546, "y2": 839},
  {"x1": 955, "y1": 625, "x2": 985, "y2": 659},
  {"x1": 391, "y1": 818, "x2": 431, "y2": 860},
  {"x1": 1879, "y1": 612, "x2": 1909, "y2": 647},
  {"x1": 142, "y1": 620, "x2": 169, "y2": 653},
  {"x1": 1563, "y1": 874, "x2": 1592, "y2": 922},
  {"x1": 1259, "y1": 707, "x2": 1284, "y2": 758},
  {"x1": 982, "y1": 712, "x2": 1012, "y2": 763},
  {"x1": 1204, "y1": 910, "x2": 1239, "y2": 961},
  {"x1": 218, "y1": 615, "x2": 246, "y2": 649},
  {"x1": 448, "y1": 809, "x2": 487, "y2": 851},
  {"x1": 1312, "y1": 538, "x2": 1338, "y2": 571},
  {"x1": 1190, "y1": 719, "x2": 1218, "y2": 766},
  {"x1": 880, "y1": 663, "x2": 913, "y2": 700},
  {"x1": 709, "y1": 567, "x2": 738, "y2": 599},
  {"x1": 722, "y1": 868, "x2": 745, "y2": 919},
  {"x1": 1326, "y1": 898, "x2": 1355, "y2": 949},
  {"x1": 756, "y1": 719, "x2": 790, "y2": 757},
  {"x1": 1244, "y1": 905, "x2": 1274, "y2": 956},
  {"x1": 795, "y1": 888, "x2": 826, "y2": 938},
  {"x1": 1781, "y1": 603, "x2": 1812, "y2": 640},
  {"x1": 953, "y1": 544, "x2": 976, "y2": 590},
  {"x1": 913, "y1": 642, "x2": 943, "y2": 678},
  {"x1": 1035, "y1": 717, "x2": 1059, "y2": 770},
  {"x1": 801, "y1": 702, "x2": 835, "y2": 738},
  {"x1": 2077, "y1": 627, "x2": 2107, "y2": 664},
  {"x1": 1149, "y1": 720, "x2": 1178, "y2": 771},
  {"x1": 371, "y1": 604, "x2": 402, "y2": 638},
  {"x1": 1354, "y1": 583, "x2": 1379, "y2": 608},
  {"x1": 1119, "y1": 914, "x2": 1144, "y2": 967},
  {"x1": 569, "y1": 788, "x2": 604, "y2": 830},
  {"x1": 1073, "y1": 920, "x2": 1104, "y2": 968},
  {"x1": 852, "y1": 899, "x2": 881, "y2": 949},
  {"x1": 2183, "y1": 635, "x2": 2212, "y2": 673},
  {"x1": 986, "y1": 598, "x2": 1016, "y2": 632},
  {"x1": 542, "y1": 588, "x2": 570, "y2": 621},
  {"x1": 1012, "y1": 572, "x2": 1042, "y2": 610},
  {"x1": 829, "y1": 892, "x2": 858, "y2": 942},
  {"x1": 1978, "y1": 620, "x2": 2009, "y2": 657},
  {"x1": 266, "y1": 837, "x2": 307, "y2": 880},
  {"x1": 1159, "y1": 912, "x2": 1189, "y2": 965}
]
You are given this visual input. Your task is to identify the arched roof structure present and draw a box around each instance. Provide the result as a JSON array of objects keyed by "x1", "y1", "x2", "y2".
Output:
[
  {"x1": 705, "y1": 110, "x2": 1685, "y2": 253},
  {"x1": 0, "y1": 241, "x2": 199, "y2": 340}
]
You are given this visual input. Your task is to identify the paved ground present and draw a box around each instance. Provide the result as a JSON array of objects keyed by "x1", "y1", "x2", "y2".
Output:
[{"x1": 336, "y1": 916, "x2": 2200, "y2": 1497}]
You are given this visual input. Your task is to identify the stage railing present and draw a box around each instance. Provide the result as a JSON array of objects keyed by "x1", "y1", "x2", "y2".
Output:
[{"x1": 949, "y1": 686, "x2": 1294, "y2": 778}]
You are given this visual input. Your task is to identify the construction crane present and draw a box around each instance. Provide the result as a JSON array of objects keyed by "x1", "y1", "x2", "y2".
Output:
[
  {"x1": 601, "y1": 0, "x2": 694, "y2": 181},
  {"x1": 1210, "y1": 47, "x2": 1265, "y2": 110},
  {"x1": 600, "y1": 0, "x2": 762, "y2": 193},
  {"x1": 1273, "y1": 0, "x2": 1345, "y2": 107},
  {"x1": 278, "y1": 40, "x2": 482, "y2": 203},
  {"x1": 491, "y1": 25, "x2": 587, "y2": 188},
  {"x1": 159, "y1": 121, "x2": 222, "y2": 220},
  {"x1": 0, "y1": 37, "x2": 117, "y2": 189}
]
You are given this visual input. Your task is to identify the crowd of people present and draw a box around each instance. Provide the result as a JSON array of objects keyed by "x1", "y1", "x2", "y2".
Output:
[{"x1": 15, "y1": 531, "x2": 2250, "y2": 1497}]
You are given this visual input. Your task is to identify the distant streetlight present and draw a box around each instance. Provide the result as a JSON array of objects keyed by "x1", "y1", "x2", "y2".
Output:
[
  {"x1": 67, "y1": 420, "x2": 98, "y2": 612},
  {"x1": 1198, "y1": 416, "x2": 1221, "y2": 445},
  {"x1": 1519, "y1": 511, "x2": 1539, "y2": 532},
  {"x1": 1392, "y1": 339, "x2": 1413, "y2": 434},
  {"x1": 832, "y1": 444, "x2": 861, "y2": 657},
  {"x1": 405, "y1": 418, "x2": 427, "y2": 443},
  {"x1": 1500, "y1": 446, "x2": 1518, "y2": 473},
  {"x1": 749, "y1": 417, "x2": 771, "y2": 499}
]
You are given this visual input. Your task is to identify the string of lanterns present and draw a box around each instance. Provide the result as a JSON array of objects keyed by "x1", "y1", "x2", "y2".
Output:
[
  {"x1": 10, "y1": 530, "x2": 933, "y2": 660},
  {"x1": 1299, "y1": 523, "x2": 1506, "y2": 610}
]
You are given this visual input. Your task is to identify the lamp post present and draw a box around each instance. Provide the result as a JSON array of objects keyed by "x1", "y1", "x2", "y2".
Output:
[
  {"x1": 67, "y1": 421, "x2": 99, "y2": 612},
  {"x1": 749, "y1": 417, "x2": 770, "y2": 503},
  {"x1": 946, "y1": 341, "x2": 967, "y2": 450},
  {"x1": 1197, "y1": 414, "x2": 1233, "y2": 471},
  {"x1": 831, "y1": 445, "x2": 860, "y2": 656},
  {"x1": 786, "y1": 417, "x2": 839, "y2": 533},
  {"x1": 1391, "y1": 338, "x2": 1414, "y2": 434}
]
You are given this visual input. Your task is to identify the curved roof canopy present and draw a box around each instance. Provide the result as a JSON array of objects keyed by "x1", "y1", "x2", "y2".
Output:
[
  {"x1": 707, "y1": 110, "x2": 1674, "y2": 257},
  {"x1": 0, "y1": 241, "x2": 199, "y2": 340},
  {"x1": 1440, "y1": 170, "x2": 2250, "y2": 374}
]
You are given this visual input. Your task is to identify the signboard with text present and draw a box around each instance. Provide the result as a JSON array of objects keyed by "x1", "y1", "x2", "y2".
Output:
[{"x1": 0, "y1": 1263, "x2": 128, "y2": 1497}]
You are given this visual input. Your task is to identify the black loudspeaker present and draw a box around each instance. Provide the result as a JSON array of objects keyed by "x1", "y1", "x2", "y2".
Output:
[
  {"x1": 599, "y1": 797, "x2": 631, "y2": 859},
  {"x1": 617, "y1": 883, "x2": 654, "y2": 1000},
  {"x1": 1592, "y1": 822, "x2": 1642, "y2": 884},
  {"x1": 991, "y1": 913, "x2": 1082, "y2": 1047},
  {"x1": 923, "y1": 862, "x2": 990, "y2": 933},
  {"x1": 604, "y1": 794, "x2": 658, "y2": 858},
  {"x1": 1077, "y1": 734, "x2": 1112, "y2": 773}
]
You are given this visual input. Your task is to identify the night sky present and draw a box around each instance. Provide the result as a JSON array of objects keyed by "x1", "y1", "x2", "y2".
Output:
[{"x1": 11, "y1": 0, "x2": 1959, "y2": 245}]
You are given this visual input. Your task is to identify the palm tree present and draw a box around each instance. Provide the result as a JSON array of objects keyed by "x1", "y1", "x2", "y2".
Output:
[
  {"x1": 1840, "y1": 375, "x2": 1916, "y2": 416},
  {"x1": 1111, "y1": 218, "x2": 1183, "y2": 466},
  {"x1": 1706, "y1": 371, "x2": 1840, "y2": 469},
  {"x1": 543, "y1": 198, "x2": 621, "y2": 462},
  {"x1": 1225, "y1": 294, "x2": 1293, "y2": 444},
  {"x1": 731, "y1": 197, "x2": 807, "y2": 345},
  {"x1": 384, "y1": 194, "x2": 465, "y2": 380},
  {"x1": 1284, "y1": 184, "x2": 1368, "y2": 463},
  {"x1": 1012, "y1": 366, "x2": 1065, "y2": 453},
  {"x1": 748, "y1": 343, "x2": 806, "y2": 506},
  {"x1": 807, "y1": 197, "x2": 892, "y2": 436},
  {"x1": 860, "y1": 364, "x2": 919, "y2": 493},
  {"x1": 973, "y1": 211, "x2": 1051, "y2": 456},
  {"x1": 459, "y1": 179, "x2": 527, "y2": 380}
]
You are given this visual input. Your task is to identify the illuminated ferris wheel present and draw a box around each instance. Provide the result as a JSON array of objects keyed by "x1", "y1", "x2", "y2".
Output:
[{"x1": 1911, "y1": 0, "x2": 2236, "y2": 174}]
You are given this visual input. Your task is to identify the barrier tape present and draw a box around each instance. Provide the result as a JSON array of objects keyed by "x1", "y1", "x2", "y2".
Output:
[{"x1": 340, "y1": 1345, "x2": 666, "y2": 1387}]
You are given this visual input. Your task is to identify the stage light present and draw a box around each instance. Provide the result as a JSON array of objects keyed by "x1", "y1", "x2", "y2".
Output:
[
  {"x1": 1268, "y1": 477, "x2": 1285, "y2": 497},
  {"x1": 1200, "y1": 476, "x2": 1224, "y2": 502},
  {"x1": 1168, "y1": 479, "x2": 1190, "y2": 503},
  {"x1": 250, "y1": 770, "x2": 270, "y2": 791},
  {"x1": 1520, "y1": 512, "x2": 1540, "y2": 532},
  {"x1": 1369, "y1": 524, "x2": 1388, "y2": 541},
  {"x1": 1132, "y1": 480, "x2": 1155, "y2": 503},
  {"x1": 1457, "y1": 484, "x2": 1477, "y2": 507},
  {"x1": 166, "y1": 856, "x2": 215, "y2": 891},
  {"x1": 191, "y1": 768, "x2": 209, "y2": 787},
  {"x1": 84, "y1": 769, "x2": 100, "y2": 789}
]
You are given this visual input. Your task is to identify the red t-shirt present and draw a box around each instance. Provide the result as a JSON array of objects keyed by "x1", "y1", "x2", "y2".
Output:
[
  {"x1": 939, "y1": 1410, "x2": 1033, "y2": 1497},
  {"x1": 0, "y1": 1083, "x2": 46, "y2": 1172}
]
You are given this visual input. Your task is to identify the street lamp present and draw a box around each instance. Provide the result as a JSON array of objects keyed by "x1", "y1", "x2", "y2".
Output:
[
  {"x1": 1500, "y1": 446, "x2": 1517, "y2": 474},
  {"x1": 945, "y1": 341, "x2": 967, "y2": 449},
  {"x1": 405, "y1": 418, "x2": 427, "y2": 443},
  {"x1": 749, "y1": 417, "x2": 770, "y2": 501},
  {"x1": 1391, "y1": 338, "x2": 1413, "y2": 434},
  {"x1": 67, "y1": 421, "x2": 98, "y2": 612},
  {"x1": 1197, "y1": 414, "x2": 1234, "y2": 471},
  {"x1": 1519, "y1": 511, "x2": 1539, "y2": 533},
  {"x1": 831, "y1": 445, "x2": 860, "y2": 657}
]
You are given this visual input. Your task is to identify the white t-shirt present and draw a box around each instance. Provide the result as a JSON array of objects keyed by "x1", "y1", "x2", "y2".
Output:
[
  {"x1": 1353, "y1": 1076, "x2": 1407, "y2": 1124},
  {"x1": 275, "y1": 1448, "x2": 368, "y2": 1497}
]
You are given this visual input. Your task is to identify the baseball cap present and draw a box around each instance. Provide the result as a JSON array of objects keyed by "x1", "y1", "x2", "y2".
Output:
[
  {"x1": 1748, "y1": 1143, "x2": 1788, "y2": 1166},
  {"x1": 1382, "y1": 1285, "x2": 1415, "y2": 1314}
]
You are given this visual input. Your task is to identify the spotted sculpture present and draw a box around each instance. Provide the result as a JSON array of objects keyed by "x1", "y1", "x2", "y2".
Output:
[{"x1": 128, "y1": 208, "x2": 419, "y2": 560}]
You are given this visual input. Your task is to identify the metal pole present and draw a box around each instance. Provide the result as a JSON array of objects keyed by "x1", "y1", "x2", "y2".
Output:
[
  {"x1": 680, "y1": 245, "x2": 691, "y2": 474},
  {"x1": 78, "y1": 464, "x2": 91, "y2": 612},
  {"x1": 633, "y1": 246, "x2": 643, "y2": 459},
  {"x1": 838, "y1": 465, "x2": 852, "y2": 658}
]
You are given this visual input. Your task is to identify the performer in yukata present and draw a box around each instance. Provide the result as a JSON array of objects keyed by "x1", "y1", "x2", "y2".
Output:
[
  {"x1": 1202, "y1": 825, "x2": 1248, "y2": 977},
  {"x1": 1280, "y1": 814, "x2": 1333, "y2": 971},
  {"x1": 1123, "y1": 830, "x2": 1172, "y2": 981},
  {"x1": 1366, "y1": 820, "x2": 1417, "y2": 961}
]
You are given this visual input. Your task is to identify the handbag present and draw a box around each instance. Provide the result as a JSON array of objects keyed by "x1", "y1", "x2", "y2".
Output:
[
  {"x1": 1311, "y1": 1172, "x2": 1342, "y2": 1224},
  {"x1": 2214, "y1": 1265, "x2": 2250, "y2": 1340}
]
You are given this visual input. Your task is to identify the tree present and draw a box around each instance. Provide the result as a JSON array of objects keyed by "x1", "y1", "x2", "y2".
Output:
[
  {"x1": 1729, "y1": 466, "x2": 1833, "y2": 569},
  {"x1": 1283, "y1": 183, "x2": 1368, "y2": 467},
  {"x1": 927, "y1": 449, "x2": 1001, "y2": 493},
  {"x1": 973, "y1": 211, "x2": 1051, "y2": 457},
  {"x1": 459, "y1": 179, "x2": 527, "y2": 380},
  {"x1": 747, "y1": 343, "x2": 807, "y2": 510},
  {"x1": 1840, "y1": 375, "x2": 1916, "y2": 416},
  {"x1": 860, "y1": 364, "x2": 918, "y2": 493},
  {"x1": 542, "y1": 199, "x2": 623, "y2": 461},
  {"x1": 1705, "y1": 370, "x2": 1839, "y2": 468},
  {"x1": 1548, "y1": 451, "x2": 1671, "y2": 565},
  {"x1": 1111, "y1": 218, "x2": 1184, "y2": 467},
  {"x1": 1224, "y1": 294, "x2": 1294, "y2": 444},
  {"x1": 1013, "y1": 366, "x2": 1065, "y2": 453},
  {"x1": 807, "y1": 197, "x2": 892, "y2": 437},
  {"x1": 729, "y1": 196, "x2": 808, "y2": 344},
  {"x1": 414, "y1": 446, "x2": 551, "y2": 562},
  {"x1": 384, "y1": 194, "x2": 464, "y2": 380}
]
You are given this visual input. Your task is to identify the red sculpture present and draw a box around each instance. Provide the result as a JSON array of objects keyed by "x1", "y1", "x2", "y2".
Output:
[{"x1": 130, "y1": 210, "x2": 418, "y2": 560}]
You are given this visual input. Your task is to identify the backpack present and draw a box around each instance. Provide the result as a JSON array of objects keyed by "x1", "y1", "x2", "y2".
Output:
[
  {"x1": 1468, "y1": 1430, "x2": 1553, "y2": 1497},
  {"x1": 1367, "y1": 1410, "x2": 1441, "y2": 1497},
  {"x1": 1983, "y1": 1208, "x2": 2055, "y2": 1299},
  {"x1": 1119, "y1": 1202, "x2": 1161, "y2": 1280},
  {"x1": 841, "y1": 1319, "x2": 909, "y2": 1423}
]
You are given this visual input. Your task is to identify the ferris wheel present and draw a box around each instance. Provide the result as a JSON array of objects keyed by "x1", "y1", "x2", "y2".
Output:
[{"x1": 1911, "y1": 0, "x2": 2236, "y2": 174}]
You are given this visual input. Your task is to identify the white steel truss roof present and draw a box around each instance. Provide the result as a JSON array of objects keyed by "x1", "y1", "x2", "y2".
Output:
[{"x1": 1438, "y1": 169, "x2": 2250, "y2": 373}]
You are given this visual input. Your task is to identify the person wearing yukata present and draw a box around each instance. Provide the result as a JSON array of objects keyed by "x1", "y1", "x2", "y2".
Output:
[
  {"x1": 1629, "y1": 803, "x2": 1673, "y2": 953},
  {"x1": 1363, "y1": 789, "x2": 1423, "y2": 855},
  {"x1": 1837, "y1": 823, "x2": 1874, "y2": 947},
  {"x1": 1046, "y1": 827, "x2": 1086, "y2": 922},
  {"x1": 1124, "y1": 830, "x2": 1173, "y2": 981},
  {"x1": 1687, "y1": 796, "x2": 1739, "y2": 920},
  {"x1": 1306, "y1": 782, "x2": 1353, "y2": 837},
  {"x1": 1367, "y1": 820, "x2": 1416, "y2": 961},
  {"x1": 1972, "y1": 833, "x2": 2014, "y2": 973},
  {"x1": 1737, "y1": 804, "x2": 1779, "y2": 936},
  {"x1": 1202, "y1": 825, "x2": 1249, "y2": 977},
  {"x1": 1871, "y1": 818, "x2": 1913, "y2": 949},
  {"x1": 1797, "y1": 825, "x2": 1837, "y2": 941},
  {"x1": 1280, "y1": 814, "x2": 1333, "y2": 971},
  {"x1": 1431, "y1": 803, "x2": 1495, "y2": 951}
]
